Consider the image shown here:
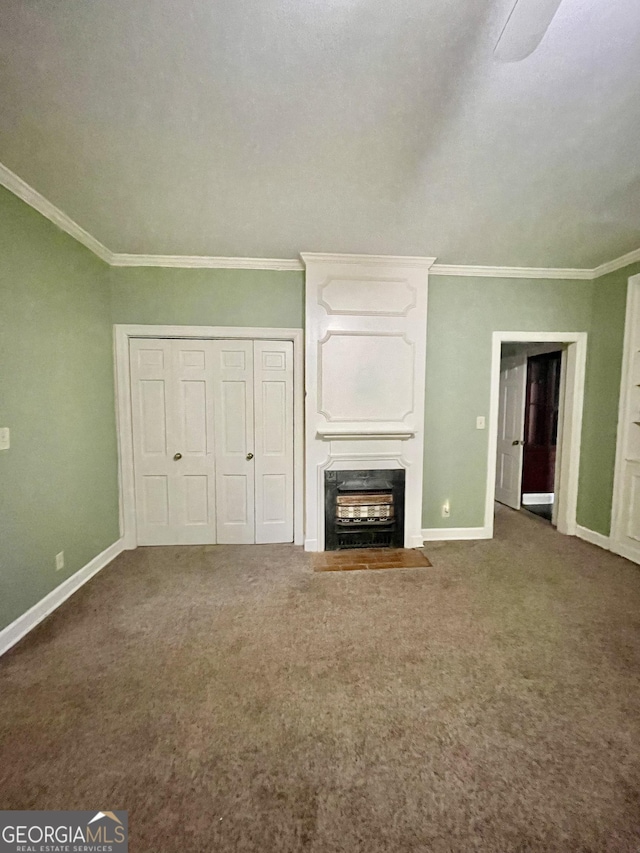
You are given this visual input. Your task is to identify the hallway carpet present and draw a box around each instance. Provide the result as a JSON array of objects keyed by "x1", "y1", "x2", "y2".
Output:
[{"x1": 2, "y1": 507, "x2": 640, "y2": 851}]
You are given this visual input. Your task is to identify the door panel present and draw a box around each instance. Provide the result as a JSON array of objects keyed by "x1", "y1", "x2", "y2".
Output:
[
  {"x1": 142, "y1": 475, "x2": 170, "y2": 525},
  {"x1": 254, "y1": 341, "x2": 294, "y2": 543},
  {"x1": 495, "y1": 354, "x2": 527, "y2": 509},
  {"x1": 130, "y1": 339, "x2": 175, "y2": 544},
  {"x1": 180, "y1": 381, "x2": 208, "y2": 454},
  {"x1": 138, "y1": 381, "x2": 167, "y2": 455},
  {"x1": 222, "y1": 382, "x2": 248, "y2": 453},
  {"x1": 212, "y1": 341, "x2": 255, "y2": 544},
  {"x1": 131, "y1": 337, "x2": 295, "y2": 547},
  {"x1": 130, "y1": 339, "x2": 217, "y2": 545},
  {"x1": 171, "y1": 341, "x2": 217, "y2": 544},
  {"x1": 184, "y1": 475, "x2": 210, "y2": 524},
  {"x1": 223, "y1": 475, "x2": 249, "y2": 523}
]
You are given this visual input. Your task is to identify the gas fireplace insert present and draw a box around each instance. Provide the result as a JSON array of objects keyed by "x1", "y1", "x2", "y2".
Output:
[{"x1": 324, "y1": 469, "x2": 406, "y2": 551}]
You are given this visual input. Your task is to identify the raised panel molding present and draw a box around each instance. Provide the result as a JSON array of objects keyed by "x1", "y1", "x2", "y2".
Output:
[
  {"x1": 262, "y1": 351, "x2": 286, "y2": 370},
  {"x1": 304, "y1": 253, "x2": 429, "y2": 551},
  {"x1": 317, "y1": 331, "x2": 415, "y2": 423},
  {"x1": 318, "y1": 276, "x2": 416, "y2": 316}
]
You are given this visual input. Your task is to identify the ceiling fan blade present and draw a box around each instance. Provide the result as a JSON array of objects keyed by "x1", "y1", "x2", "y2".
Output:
[{"x1": 494, "y1": 0, "x2": 564, "y2": 62}]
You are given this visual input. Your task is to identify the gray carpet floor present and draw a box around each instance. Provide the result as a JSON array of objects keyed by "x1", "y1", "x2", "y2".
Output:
[{"x1": 1, "y1": 506, "x2": 640, "y2": 852}]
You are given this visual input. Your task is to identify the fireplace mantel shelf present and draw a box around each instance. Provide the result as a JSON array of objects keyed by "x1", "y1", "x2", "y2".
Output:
[{"x1": 316, "y1": 425, "x2": 416, "y2": 440}]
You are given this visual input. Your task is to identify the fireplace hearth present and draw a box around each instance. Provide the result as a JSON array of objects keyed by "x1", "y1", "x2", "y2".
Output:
[{"x1": 324, "y1": 469, "x2": 405, "y2": 550}]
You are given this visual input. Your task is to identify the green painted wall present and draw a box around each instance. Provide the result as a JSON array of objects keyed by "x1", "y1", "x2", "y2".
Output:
[
  {"x1": 65, "y1": 258, "x2": 640, "y2": 547},
  {"x1": 577, "y1": 261, "x2": 640, "y2": 535},
  {"x1": 424, "y1": 276, "x2": 594, "y2": 530},
  {"x1": 109, "y1": 265, "x2": 633, "y2": 538},
  {"x1": 0, "y1": 186, "x2": 119, "y2": 632},
  {"x1": 1, "y1": 193, "x2": 635, "y2": 635},
  {"x1": 109, "y1": 267, "x2": 304, "y2": 328}
]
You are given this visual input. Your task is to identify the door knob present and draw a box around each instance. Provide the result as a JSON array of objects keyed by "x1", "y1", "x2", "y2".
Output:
[
  {"x1": 246, "y1": 452, "x2": 254, "y2": 460},
  {"x1": 512, "y1": 440, "x2": 523, "y2": 446},
  {"x1": 174, "y1": 452, "x2": 182, "y2": 460}
]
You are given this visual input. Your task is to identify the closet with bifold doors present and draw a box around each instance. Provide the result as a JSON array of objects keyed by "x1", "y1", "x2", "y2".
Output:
[{"x1": 129, "y1": 338, "x2": 294, "y2": 546}]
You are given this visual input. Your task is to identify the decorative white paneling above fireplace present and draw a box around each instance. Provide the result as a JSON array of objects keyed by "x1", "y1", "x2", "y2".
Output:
[
  {"x1": 302, "y1": 253, "x2": 435, "y2": 551},
  {"x1": 319, "y1": 332, "x2": 415, "y2": 423}
]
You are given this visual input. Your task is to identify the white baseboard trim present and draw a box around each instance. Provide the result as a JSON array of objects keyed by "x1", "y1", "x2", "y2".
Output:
[
  {"x1": 304, "y1": 538, "x2": 318, "y2": 552},
  {"x1": 575, "y1": 525, "x2": 611, "y2": 551},
  {"x1": 0, "y1": 539, "x2": 125, "y2": 658},
  {"x1": 522, "y1": 493, "x2": 554, "y2": 505},
  {"x1": 422, "y1": 526, "x2": 492, "y2": 542},
  {"x1": 610, "y1": 540, "x2": 640, "y2": 565}
]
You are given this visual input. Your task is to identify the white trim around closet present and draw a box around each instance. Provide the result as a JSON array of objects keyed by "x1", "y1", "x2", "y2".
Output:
[{"x1": 113, "y1": 325, "x2": 304, "y2": 549}]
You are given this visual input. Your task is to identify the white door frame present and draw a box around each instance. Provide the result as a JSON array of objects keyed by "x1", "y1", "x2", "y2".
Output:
[
  {"x1": 486, "y1": 331, "x2": 588, "y2": 538},
  {"x1": 114, "y1": 325, "x2": 304, "y2": 549}
]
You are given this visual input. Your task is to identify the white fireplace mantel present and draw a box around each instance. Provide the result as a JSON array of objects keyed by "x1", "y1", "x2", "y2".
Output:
[
  {"x1": 316, "y1": 425, "x2": 416, "y2": 440},
  {"x1": 302, "y1": 252, "x2": 433, "y2": 551}
]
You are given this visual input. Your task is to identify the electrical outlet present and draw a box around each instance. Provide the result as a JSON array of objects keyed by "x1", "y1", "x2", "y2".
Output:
[
  {"x1": 442, "y1": 501, "x2": 450, "y2": 518},
  {"x1": 476, "y1": 416, "x2": 485, "y2": 430},
  {"x1": 55, "y1": 552, "x2": 64, "y2": 571},
  {"x1": 0, "y1": 427, "x2": 9, "y2": 450}
]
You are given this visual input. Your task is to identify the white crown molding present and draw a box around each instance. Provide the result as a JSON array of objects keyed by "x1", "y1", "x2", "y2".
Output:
[
  {"x1": 300, "y1": 252, "x2": 436, "y2": 269},
  {"x1": 430, "y1": 263, "x2": 593, "y2": 280},
  {"x1": 109, "y1": 253, "x2": 304, "y2": 271},
  {"x1": 590, "y1": 246, "x2": 640, "y2": 279},
  {"x1": 2, "y1": 160, "x2": 640, "y2": 279},
  {"x1": 0, "y1": 162, "x2": 113, "y2": 264}
]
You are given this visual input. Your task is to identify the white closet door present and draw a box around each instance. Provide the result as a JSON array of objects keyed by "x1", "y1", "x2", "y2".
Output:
[
  {"x1": 254, "y1": 341, "x2": 294, "y2": 543},
  {"x1": 130, "y1": 339, "x2": 174, "y2": 544},
  {"x1": 495, "y1": 354, "x2": 527, "y2": 509},
  {"x1": 130, "y1": 339, "x2": 217, "y2": 545},
  {"x1": 172, "y1": 341, "x2": 217, "y2": 544},
  {"x1": 212, "y1": 341, "x2": 256, "y2": 544}
]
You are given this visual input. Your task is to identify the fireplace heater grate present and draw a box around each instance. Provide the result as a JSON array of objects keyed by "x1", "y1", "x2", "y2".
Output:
[{"x1": 324, "y1": 470, "x2": 405, "y2": 550}]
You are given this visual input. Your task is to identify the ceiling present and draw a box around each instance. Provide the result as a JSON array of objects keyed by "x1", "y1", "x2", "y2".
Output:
[{"x1": 1, "y1": 0, "x2": 639, "y2": 267}]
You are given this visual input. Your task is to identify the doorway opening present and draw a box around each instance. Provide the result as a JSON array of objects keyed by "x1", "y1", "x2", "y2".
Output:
[
  {"x1": 486, "y1": 332, "x2": 587, "y2": 539},
  {"x1": 496, "y1": 343, "x2": 563, "y2": 525},
  {"x1": 522, "y1": 350, "x2": 562, "y2": 522}
]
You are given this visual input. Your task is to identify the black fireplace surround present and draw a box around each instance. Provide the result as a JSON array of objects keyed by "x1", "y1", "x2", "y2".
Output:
[{"x1": 324, "y1": 469, "x2": 406, "y2": 551}]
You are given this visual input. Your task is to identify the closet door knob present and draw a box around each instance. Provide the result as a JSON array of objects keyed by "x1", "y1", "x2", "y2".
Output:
[
  {"x1": 174, "y1": 452, "x2": 182, "y2": 460},
  {"x1": 246, "y1": 452, "x2": 254, "y2": 460}
]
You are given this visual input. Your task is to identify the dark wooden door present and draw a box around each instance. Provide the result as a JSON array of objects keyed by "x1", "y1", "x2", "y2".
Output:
[{"x1": 521, "y1": 351, "x2": 562, "y2": 495}]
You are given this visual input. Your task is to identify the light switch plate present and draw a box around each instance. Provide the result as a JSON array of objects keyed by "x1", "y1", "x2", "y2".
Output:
[
  {"x1": 476, "y1": 416, "x2": 485, "y2": 430},
  {"x1": 0, "y1": 427, "x2": 9, "y2": 450}
]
